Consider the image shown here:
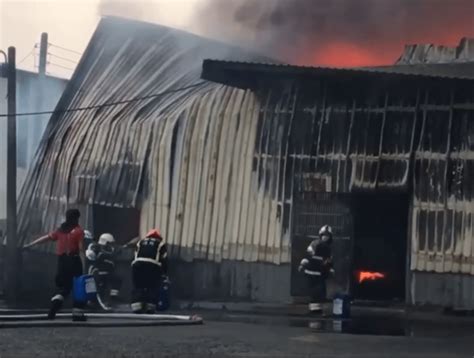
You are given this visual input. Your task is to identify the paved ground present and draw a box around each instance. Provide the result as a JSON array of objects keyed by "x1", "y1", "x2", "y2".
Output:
[{"x1": 0, "y1": 311, "x2": 473, "y2": 358}]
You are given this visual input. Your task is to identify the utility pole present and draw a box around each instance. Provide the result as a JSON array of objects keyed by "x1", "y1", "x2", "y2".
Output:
[
  {"x1": 33, "y1": 33, "x2": 48, "y2": 163},
  {"x1": 6, "y1": 46, "x2": 18, "y2": 302},
  {"x1": 38, "y1": 33, "x2": 48, "y2": 76}
]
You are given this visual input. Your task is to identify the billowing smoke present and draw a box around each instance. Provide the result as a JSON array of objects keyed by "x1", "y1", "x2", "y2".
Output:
[
  {"x1": 95, "y1": 0, "x2": 474, "y2": 66},
  {"x1": 98, "y1": 0, "x2": 160, "y2": 23},
  {"x1": 192, "y1": 0, "x2": 474, "y2": 66},
  {"x1": 97, "y1": 0, "x2": 197, "y2": 32}
]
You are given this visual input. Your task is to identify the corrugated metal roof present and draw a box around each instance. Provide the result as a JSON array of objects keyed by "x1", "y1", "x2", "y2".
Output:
[
  {"x1": 367, "y1": 62, "x2": 474, "y2": 79},
  {"x1": 18, "y1": 16, "x2": 474, "y2": 284},
  {"x1": 17, "y1": 17, "x2": 291, "y2": 264},
  {"x1": 396, "y1": 38, "x2": 474, "y2": 65},
  {"x1": 201, "y1": 59, "x2": 474, "y2": 89}
]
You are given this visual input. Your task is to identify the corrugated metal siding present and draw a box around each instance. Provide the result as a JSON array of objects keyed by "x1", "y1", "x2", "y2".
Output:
[
  {"x1": 18, "y1": 17, "x2": 474, "y2": 278},
  {"x1": 411, "y1": 89, "x2": 474, "y2": 274},
  {"x1": 17, "y1": 18, "x2": 291, "y2": 264},
  {"x1": 171, "y1": 260, "x2": 291, "y2": 302},
  {"x1": 411, "y1": 271, "x2": 474, "y2": 309},
  {"x1": 291, "y1": 192, "x2": 353, "y2": 296},
  {"x1": 251, "y1": 76, "x2": 474, "y2": 275},
  {"x1": 284, "y1": 87, "x2": 418, "y2": 194}
]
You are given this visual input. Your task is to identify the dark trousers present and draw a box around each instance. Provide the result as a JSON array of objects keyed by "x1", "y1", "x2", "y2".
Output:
[
  {"x1": 51, "y1": 255, "x2": 85, "y2": 310},
  {"x1": 91, "y1": 261, "x2": 122, "y2": 295},
  {"x1": 306, "y1": 275, "x2": 327, "y2": 303},
  {"x1": 131, "y1": 261, "x2": 161, "y2": 311}
]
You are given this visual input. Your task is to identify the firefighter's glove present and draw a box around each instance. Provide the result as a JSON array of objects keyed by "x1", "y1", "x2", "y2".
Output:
[{"x1": 298, "y1": 258, "x2": 309, "y2": 272}]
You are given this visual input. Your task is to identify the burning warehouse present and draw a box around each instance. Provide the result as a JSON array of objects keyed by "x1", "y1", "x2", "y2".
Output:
[
  {"x1": 17, "y1": 17, "x2": 474, "y2": 309},
  {"x1": 201, "y1": 58, "x2": 474, "y2": 306}
]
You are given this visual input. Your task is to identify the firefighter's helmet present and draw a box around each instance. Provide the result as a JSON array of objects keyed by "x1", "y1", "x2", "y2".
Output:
[
  {"x1": 146, "y1": 229, "x2": 162, "y2": 239},
  {"x1": 319, "y1": 225, "x2": 333, "y2": 243},
  {"x1": 319, "y1": 225, "x2": 333, "y2": 236},
  {"x1": 98, "y1": 233, "x2": 115, "y2": 245}
]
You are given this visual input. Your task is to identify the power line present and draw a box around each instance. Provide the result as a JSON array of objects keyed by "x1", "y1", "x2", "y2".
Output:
[
  {"x1": 0, "y1": 82, "x2": 207, "y2": 118},
  {"x1": 47, "y1": 52, "x2": 78, "y2": 64},
  {"x1": 18, "y1": 47, "x2": 37, "y2": 65},
  {"x1": 48, "y1": 43, "x2": 82, "y2": 56}
]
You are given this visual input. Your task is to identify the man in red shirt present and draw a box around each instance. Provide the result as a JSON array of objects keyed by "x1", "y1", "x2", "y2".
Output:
[{"x1": 24, "y1": 209, "x2": 87, "y2": 321}]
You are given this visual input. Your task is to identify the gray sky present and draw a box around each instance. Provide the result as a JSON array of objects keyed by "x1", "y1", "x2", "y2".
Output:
[{"x1": 0, "y1": 0, "x2": 201, "y2": 78}]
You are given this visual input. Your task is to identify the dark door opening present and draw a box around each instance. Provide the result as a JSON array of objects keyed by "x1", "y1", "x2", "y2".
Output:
[
  {"x1": 92, "y1": 205, "x2": 140, "y2": 245},
  {"x1": 291, "y1": 192, "x2": 353, "y2": 298},
  {"x1": 91, "y1": 206, "x2": 140, "y2": 302},
  {"x1": 351, "y1": 193, "x2": 408, "y2": 301}
]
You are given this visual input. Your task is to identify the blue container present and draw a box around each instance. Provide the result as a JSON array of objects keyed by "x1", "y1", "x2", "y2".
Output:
[
  {"x1": 332, "y1": 293, "x2": 351, "y2": 318},
  {"x1": 73, "y1": 275, "x2": 97, "y2": 303},
  {"x1": 157, "y1": 281, "x2": 170, "y2": 311}
]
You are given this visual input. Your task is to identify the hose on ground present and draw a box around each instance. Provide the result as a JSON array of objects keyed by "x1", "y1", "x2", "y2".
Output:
[{"x1": 0, "y1": 311, "x2": 203, "y2": 328}]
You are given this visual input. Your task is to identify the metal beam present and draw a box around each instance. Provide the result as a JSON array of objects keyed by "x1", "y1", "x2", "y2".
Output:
[{"x1": 6, "y1": 46, "x2": 18, "y2": 302}]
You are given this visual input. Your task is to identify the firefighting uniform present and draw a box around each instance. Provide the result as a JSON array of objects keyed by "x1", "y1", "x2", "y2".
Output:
[
  {"x1": 131, "y1": 236, "x2": 168, "y2": 313},
  {"x1": 299, "y1": 238, "x2": 332, "y2": 312},
  {"x1": 87, "y1": 243, "x2": 122, "y2": 298}
]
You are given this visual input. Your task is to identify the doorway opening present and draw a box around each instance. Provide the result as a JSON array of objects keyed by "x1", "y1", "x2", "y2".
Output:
[
  {"x1": 92, "y1": 205, "x2": 140, "y2": 245},
  {"x1": 351, "y1": 193, "x2": 409, "y2": 301}
]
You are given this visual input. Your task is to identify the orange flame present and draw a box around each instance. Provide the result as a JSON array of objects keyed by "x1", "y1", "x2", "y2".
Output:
[{"x1": 358, "y1": 271, "x2": 385, "y2": 284}]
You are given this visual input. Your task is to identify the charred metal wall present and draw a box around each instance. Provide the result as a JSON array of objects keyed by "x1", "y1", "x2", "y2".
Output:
[
  {"x1": 255, "y1": 77, "x2": 474, "y2": 273},
  {"x1": 252, "y1": 75, "x2": 474, "y2": 306},
  {"x1": 170, "y1": 259, "x2": 291, "y2": 302},
  {"x1": 411, "y1": 271, "x2": 474, "y2": 310},
  {"x1": 16, "y1": 17, "x2": 474, "y2": 304},
  {"x1": 16, "y1": 18, "x2": 292, "y2": 303}
]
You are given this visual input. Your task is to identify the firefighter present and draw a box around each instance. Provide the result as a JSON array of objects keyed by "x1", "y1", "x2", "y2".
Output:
[
  {"x1": 124, "y1": 229, "x2": 168, "y2": 314},
  {"x1": 298, "y1": 224, "x2": 334, "y2": 314},
  {"x1": 23, "y1": 209, "x2": 87, "y2": 321},
  {"x1": 85, "y1": 233, "x2": 122, "y2": 300}
]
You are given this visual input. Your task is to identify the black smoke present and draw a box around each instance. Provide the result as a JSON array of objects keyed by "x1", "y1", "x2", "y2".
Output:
[{"x1": 193, "y1": 0, "x2": 474, "y2": 65}]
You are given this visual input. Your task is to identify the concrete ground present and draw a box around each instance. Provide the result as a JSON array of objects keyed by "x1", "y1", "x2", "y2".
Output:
[{"x1": 0, "y1": 309, "x2": 473, "y2": 358}]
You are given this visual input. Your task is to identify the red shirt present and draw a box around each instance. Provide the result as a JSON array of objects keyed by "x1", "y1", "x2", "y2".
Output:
[{"x1": 50, "y1": 226, "x2": 84, "y2": 255}]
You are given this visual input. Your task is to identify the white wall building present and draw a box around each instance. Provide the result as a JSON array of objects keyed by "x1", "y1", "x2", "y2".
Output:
[{"x1": 0, "y1": 70, "x2": 67, "y2": 220}]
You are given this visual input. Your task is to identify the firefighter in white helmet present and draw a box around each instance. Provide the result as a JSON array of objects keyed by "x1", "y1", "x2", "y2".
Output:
[
  {"x1": 299, "y1": 225, "x2": 334, "y2": 314},
  {"x1": 86, "y1": 233, "x2": 121, "y2": 300}
]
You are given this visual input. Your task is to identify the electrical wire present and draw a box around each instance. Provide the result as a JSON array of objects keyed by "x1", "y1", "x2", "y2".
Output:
[
  {"x1": 18, "y1": 47, "x2": 37, "y2": 65},
  {"x1": 0, "y1": 82, "x2": 207, "y2": 118},
  {"x1": 47, "y1": 52, "x2": 78, "y2": 64},
  {"x1": 48, "y1": 43, "x2": 82, "y2": 56}
]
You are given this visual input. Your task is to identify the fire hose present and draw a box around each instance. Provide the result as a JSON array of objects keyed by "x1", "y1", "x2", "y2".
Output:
[{"x1": 0, "y1": 311, "x2": 203, "y2": 328}]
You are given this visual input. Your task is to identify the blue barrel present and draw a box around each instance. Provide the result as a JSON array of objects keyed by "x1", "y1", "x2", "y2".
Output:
[
  {"x1": 156, "y1": 280, "x2": 170, "y2": 311},
  {"x1": 73, "y1": 275, "x2": 97, "y2": 303},
  {"x1": 332, "y1": 293, "x2": 351, "y2": 318}
]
